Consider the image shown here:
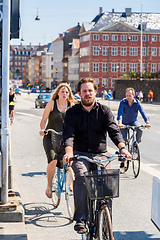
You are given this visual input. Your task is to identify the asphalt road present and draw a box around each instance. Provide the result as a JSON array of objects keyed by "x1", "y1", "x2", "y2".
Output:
[{"x1": 10, "y1": 93, "x2": 160, "y2": 240}]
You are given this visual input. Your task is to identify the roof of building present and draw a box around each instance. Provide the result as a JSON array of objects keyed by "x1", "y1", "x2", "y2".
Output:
[{"x1": 90, "y1": 11, "x2": 160, "y2": 32}]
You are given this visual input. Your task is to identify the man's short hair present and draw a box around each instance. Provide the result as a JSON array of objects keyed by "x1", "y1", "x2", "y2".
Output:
[
  {"x1": 126, "y1": 87, "x2": 135, "y2": 95},
  {"x1": 77, "y1": 78, "x2": 98, "y2": 92}
]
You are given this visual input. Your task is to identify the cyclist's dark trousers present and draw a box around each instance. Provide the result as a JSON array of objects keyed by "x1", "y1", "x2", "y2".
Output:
[
  {"x1": 72, "y1": 150, "x2": 111, "y2": 221},
  {"x1": 121, "y1": 121, "x2": 142, "y2": 143}
]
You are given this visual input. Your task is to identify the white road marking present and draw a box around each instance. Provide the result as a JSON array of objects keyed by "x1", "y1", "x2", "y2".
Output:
[{"x1": 16, "y1": 112, "x2": 41, "y2": 119}]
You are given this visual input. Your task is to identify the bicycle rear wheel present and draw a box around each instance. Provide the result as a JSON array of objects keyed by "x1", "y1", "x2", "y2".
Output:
[
  {"x1": 131, "y1": 142, "x2": 140, "y2": 178},
  {"x1": 52, "y1": 172, "x2": 60, "y2": 207},
  {"x1": 65, "y1": 167, "x2": 75, "y2": 221},
  {"x1": 98, "y1": 205, "x2": 114, "y2": 240}
]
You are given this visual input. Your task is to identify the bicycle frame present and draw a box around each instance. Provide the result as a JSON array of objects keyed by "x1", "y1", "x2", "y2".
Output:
[{"x1": 56, "y1": 164, "x2": 69, "y2": 200}]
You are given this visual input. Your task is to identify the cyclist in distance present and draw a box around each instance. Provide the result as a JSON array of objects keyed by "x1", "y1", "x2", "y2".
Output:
[
  {"x1": 39, "y1": 83, "x2": 75, "y2": 198},
  {"x1": 9, "y1": 87, "x2": 17, "y2": 124},
  {"x1": 117, "y1": 87, "x2": 151, "y2": 144},
  {"x1": 63, "y1": 78, "x2": 131, "y2": 232}
]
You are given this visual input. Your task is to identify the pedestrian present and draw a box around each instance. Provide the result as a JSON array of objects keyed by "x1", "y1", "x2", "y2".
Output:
[
  {"x1": 9, "y1": 87, "x2": 17, "y2": 124},
  {"x1": 117, "y1": 87, "x2": 151, "y2": 145},
  {"x1": 138, "y1": 91, "x2": 143, "y2": 102},
  {"x1": 63, "y1": 77, "x2": 131, "y2": 232},
  {"x1": 148, "y1": 90, "x2": 153, "y2": 104},
  {"x1": 39, "y1": 83, "x2": 75, "y2": 198}
]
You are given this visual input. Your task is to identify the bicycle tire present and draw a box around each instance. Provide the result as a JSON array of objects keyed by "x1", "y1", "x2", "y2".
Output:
[
  {"x1": 131, "y1": 142, "x2": 140, "y2": 178},
  {"x1": 65, "y1": 167, "x2": 75, "y2": 221},
  {"x1": 98, "y1": 205, "x2": 114, "y2": 240},
  {"x1": 52, "y1": 172, "x2": 60, "y2": 207}
]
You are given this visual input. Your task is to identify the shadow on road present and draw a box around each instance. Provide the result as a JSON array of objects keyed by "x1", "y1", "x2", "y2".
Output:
[
  {"x1": 23, "y1": 202, "x2": 73, "y2": 228},
  {"x1": 114, "y1": 231, "x2": 159, "y2": 239}
]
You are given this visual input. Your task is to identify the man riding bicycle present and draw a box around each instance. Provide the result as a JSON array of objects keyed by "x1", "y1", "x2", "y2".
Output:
[
  {"x1": 63, "y1": 78, "x2": 131, "y2": 232},
  {"x1": 117, "y1": 87, "x2": 150, "y2": 144}
]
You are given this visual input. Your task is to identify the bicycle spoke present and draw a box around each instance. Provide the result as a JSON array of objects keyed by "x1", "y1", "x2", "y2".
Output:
[
  {"x1": 132, "y1": 143, "x2": 140, "y2": 178},
  {"x1": 52, "y1": 172, "x2": 60, "y2": 207}
]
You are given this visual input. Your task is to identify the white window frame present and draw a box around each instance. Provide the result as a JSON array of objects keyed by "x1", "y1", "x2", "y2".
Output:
[
  {"x1": 121, "y1": 35, "x2": 127, "y2": 41},
  {"x1": 142, "y1": 47, "x2": 146, "y2": 56},
  {"x1": 130, "y1": 63, "x2": 137, "y2": 72},
  {"x1": 112, "y1": 35, "x2": 118, "y2": 41},
  {"x1": 93, "y1": 62, "x2": 99, "y2": 72},
  {"x1": 142, "y1": 35, "x2": 146, "y2": 41},
  {"x1": 94, "y1": 78, "x2": 99, "y2": 86},
  {"x1": 121, "y1": 47, "x2": 127, "y2": 56},
  {"x1": 120, "y1": 63, "x2": 126, "y2": 72},
  {"x1": 93, "y1": 46, "x2": 99, "y2": 56},
  {"x1": 130, "y1": 47, "x2": 138, "y2": 56},
  {"x1": 151, "y1": 63, "x2": 157, "y2": 73},
  {"x1": 152, "y1": 47, "x2": 157, "y2": 56},
  {"x1": 103, "y1": 34, "x2": 109, "y2": 41},
  {"x1": 102, "y1": 63, "x2": 108, "y2": 72},
  {"x1": 111, "y1": 63, "x2": 118, "y2": 72},
  {"x1": 152, "y1": 35, "x2": 157, "y2": 42},
  {"x1": 102, "y1": 78, "x2": 109, "y2": 88},
  {"x1": 93, "y1": 34, "x2": 99, "y2": 41},
  {"x1": 112, "y1": 47, "x2": 118, "y2": 56},
  {"x1": 130, "y1": 35, "x2": 138, "y2": 41},
  {"x1": 111, "y1": 79, "x2": 115, "y2": 88},
  {"x1": 102, "y1": 46, "x2": 108, "y2": 56}
]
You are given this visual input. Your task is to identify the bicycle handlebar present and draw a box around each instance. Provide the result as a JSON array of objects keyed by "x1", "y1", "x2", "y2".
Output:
[
  {"x1": 71, "y1": 151, "x2": 126, "y2": 166},
  {"x1": 44, "y1": 129, "x2": 62, "y2": 135},
  {"x1": 123, "y1": 125, "x2": 147, "y2": 130}
]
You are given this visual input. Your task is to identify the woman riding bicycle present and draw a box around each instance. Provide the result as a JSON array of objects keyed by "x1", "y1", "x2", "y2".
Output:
[
  {"x1": 9, "y1": 87, "x2": 17, "y2": 124},
  {"x1": 39, "y1": 83, "x2": 75, "y2": 198}
]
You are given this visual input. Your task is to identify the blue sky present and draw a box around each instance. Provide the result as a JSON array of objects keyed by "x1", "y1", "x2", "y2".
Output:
[{"x1": 10, "y1": 0, "x2": 160, "y2": 46}]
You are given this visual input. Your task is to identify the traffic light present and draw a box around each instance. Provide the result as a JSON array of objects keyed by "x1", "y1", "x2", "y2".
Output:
[
  {"x1": 56, "y1": 69, "x2": 58, "y2": 73},
  {"x1": 39, "y1": 83, "x2": 43, "y2": 87},
  {"x1": 27, "y1": 83, "x2": 30, "y2": 88},
  {"x1": 102, "y1": 84, "x2": 104, "y2": 88}
]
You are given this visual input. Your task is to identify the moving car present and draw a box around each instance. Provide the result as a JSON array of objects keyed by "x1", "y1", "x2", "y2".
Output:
[
  {"x1": 14, "y1": 88, "x2": 21, "y2": 95},
  {"x1": 35, "y1": 93, "x2": 52, "y2": 108}
]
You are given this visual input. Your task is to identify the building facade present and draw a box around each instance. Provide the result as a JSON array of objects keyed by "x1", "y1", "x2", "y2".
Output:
[{"x1": 79, "y1": 8, "x2": 160, "y2": 94}]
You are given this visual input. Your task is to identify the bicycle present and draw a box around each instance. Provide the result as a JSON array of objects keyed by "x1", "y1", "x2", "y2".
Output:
[
  {"x1": 71, "y1": 152, "x2": 125, "y2": 240},
  {"x1": 120, "y1": 125, "x2": 146, "y2": 178},
  {"x1": 44, "y1": 129, "x2": 75, "y2": 221}
]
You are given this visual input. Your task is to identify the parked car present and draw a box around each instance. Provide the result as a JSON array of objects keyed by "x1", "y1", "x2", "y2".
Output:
[
  {"x1": 31, "y1": 87, "x2": 37, "y2": 93},
  {"x1": 14, "y1": 88, "x2": 21, "y2": 95},
  {"x1": 35, "y1": 93, "x2": 52, "y2": 108}
]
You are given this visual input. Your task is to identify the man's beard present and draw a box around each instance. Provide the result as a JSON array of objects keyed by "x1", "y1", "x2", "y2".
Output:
[{"x1": 81, "y1": 95, "x2": 95, "y2": 106}]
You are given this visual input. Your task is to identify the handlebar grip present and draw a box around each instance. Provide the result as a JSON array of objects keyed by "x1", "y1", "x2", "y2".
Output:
[
  {"x1": 70, "y1": 156, "x2": 77, "y2": 161},
  {"x1": 44, "y1": 130, "x2": 47, "y2": 134}
]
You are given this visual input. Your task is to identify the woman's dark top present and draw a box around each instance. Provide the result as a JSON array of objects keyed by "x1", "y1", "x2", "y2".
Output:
[{"x1": 43, "y1": 99, "x2": 70, "y2": 166}]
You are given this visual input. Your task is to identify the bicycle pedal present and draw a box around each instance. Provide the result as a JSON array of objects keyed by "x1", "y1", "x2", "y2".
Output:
[{"x1": 77, "y1": 228, "x2": 87, "y2": 234}]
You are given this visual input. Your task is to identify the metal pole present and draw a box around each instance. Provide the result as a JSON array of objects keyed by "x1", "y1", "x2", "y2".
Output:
[{"x1": 1, "y1": 0, "x2": 10, "y2": 204}]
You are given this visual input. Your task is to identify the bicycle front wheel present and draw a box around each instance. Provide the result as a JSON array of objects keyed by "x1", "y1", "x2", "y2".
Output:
[
  {"x1": 131, "y1": 142, "x2": 140, "y2": 178},
  {"x1": 52, "y1": 172, "x2": 60, "y2": 207},
  {"x1": 65, "y1": 167, "x2": 75, "y2": 221},
  {"x1": 98, "y1": 205, "x2": 114, "y2": 240}
]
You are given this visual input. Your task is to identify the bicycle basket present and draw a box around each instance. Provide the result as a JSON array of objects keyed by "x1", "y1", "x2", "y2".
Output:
[{"x1": 84, "y1": 169, "x2": 119, "y2": 200}]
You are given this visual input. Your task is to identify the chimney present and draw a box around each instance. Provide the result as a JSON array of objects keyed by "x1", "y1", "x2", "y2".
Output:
[
  {"x1": 99, "y1": 7, "x2": 103, "y2": 15},
  {"x1": 59, "y1": 33, "x2": 63, "y2": 38},
  {"x1": 112, "y1": 9, "x2": 114, "y2": 13},
  {"x1": 125, "y1": 8, "x2": 132, "y2": 17}
]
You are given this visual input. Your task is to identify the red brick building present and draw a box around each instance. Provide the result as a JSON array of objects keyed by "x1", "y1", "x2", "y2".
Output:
[{"x1": 79, "y1": 8, "x2": 160, "y2": 94}]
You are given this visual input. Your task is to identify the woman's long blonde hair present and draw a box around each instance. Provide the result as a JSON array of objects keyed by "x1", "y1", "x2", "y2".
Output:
[{"x1": 51, "y1": 82, "x2": 75, "y2": 102}]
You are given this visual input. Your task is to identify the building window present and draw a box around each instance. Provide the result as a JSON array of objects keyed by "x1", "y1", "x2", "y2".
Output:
[
  {"x1": 111, "y1": 63, "x2": 118, "y2": 72},
  {"x1": 93, "y1": 63, "x2": 99, "y2": 72},
  {"x1": 80, "y1": 34, "x2": 90, "y2": 42},
  {"x1": 102, "y1": 63, "x2": 108, "y2": 72},
  {"x1": 94, "y1": 78, "x2": 99, "y2": 86},
  {"x1": 51, "y1": 57, "x2": 53, "y2": 61},
  {"x1": 130, "y1": 63, "x2": 137, "y2": 72},
  {"x1": 103, "y1": 34, "x2": 109, "y2": 41},
  {"x1": 93, "y1": 46, "x2": 99, "y2": 55},
  {"x1": 120, "y1": 63, "x2": 126, "y2": 72},
  {"x1": 151, "y1": 63, "x2": 157, "y2": 73},
  {"x1": 142, "y1": 35, "x2": 146, "y2": 41},
  {"x1": 112, "y1": 35, "x2": 118, "y2": 41},
  {"x1": 111, "y1": 79, "x2": 115, "y2": 88},
  {"x1": 112, "y1": 47, "x2": 118, "y2": 56},
  {"x1": 152, "y1": 47, "x2": 157, "y2": 56},
  {"x1": 130, "y1": 47, "x2": 137, "y2": 56},
  {"x1": 130, "y1": 35, "x2": 138, "y2": 41},
  {"x1": 80, "y1": 63, "x2": 89, "y2": 72},
  {"x1": 102, "y1": 46, "x2": 108, "y2": 56},
  {"x1": 80, "y1": 47, "x2": 89, "y2": 56},
  {"x1": 142, "y1": 47, "x2": 147, "y2": 56},
  {"x1": 51, "y1": 65, "x2": 53, "y2": 70},
  {"x1": 152, "y1": 35, "x2": 157, "y2": 42},
  {"x1": 121, "y1": 47, "x2": 127, "y2": 56},
  {"x1": 93, "y1": 34, "x2": 99, "y2": 40},
  {"x1": 102, "y1": 78, "x2": 108, "y2": 88},
  {"x1": 121, "y1": 35, "x2": 127, "y2": 41}
]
